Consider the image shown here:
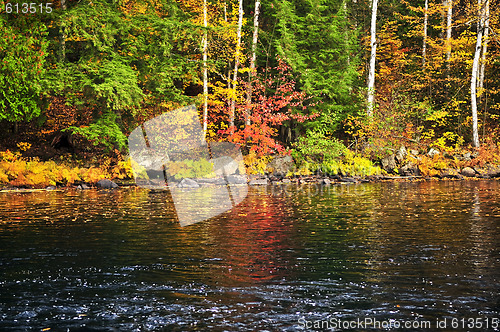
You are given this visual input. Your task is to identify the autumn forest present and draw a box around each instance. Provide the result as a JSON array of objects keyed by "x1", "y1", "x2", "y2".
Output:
[{"x1": 1, "y1": 0, "x2": 500, "y2": 187}]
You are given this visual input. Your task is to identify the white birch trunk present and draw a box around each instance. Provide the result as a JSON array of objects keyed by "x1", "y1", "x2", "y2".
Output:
[
  {"x1": 367, "y1": 0, "x2": 378, "y2": 117},
  {"x1": 202, "y1": 0, "x2": 208, "y2": 138},
  {"x1": 423, "y1": 0, "x2": 428, "y2": 67},
  {"x1": 445, "y1": 0, "x2": 452, "y2": 77},
  {"x1": 245, "y1": 0, "x2": 260, "y2": 127},
  {"x1": 471, "y1": 0, "x2": 483, "y2": 148},
  {"x1": 229, "y1": 0, "x2": 244, "y2": 132},
  {"x1": 59, "y1": 0, "x2": 67, "y2": 62},
  {"x1": 478, "y1": 0, "x2": 489, "y2": 91}
]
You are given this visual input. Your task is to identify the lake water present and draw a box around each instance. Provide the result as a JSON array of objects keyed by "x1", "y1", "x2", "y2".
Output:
[{"x1": 0, "y1": 181, "x2": 499, "y2": 331}]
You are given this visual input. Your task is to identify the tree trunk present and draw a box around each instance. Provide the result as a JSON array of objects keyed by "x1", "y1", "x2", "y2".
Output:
[
  {"x1": 423, "y1": 0, "x2": 428, "y2": 67},
  {"x1": 229, "y1": 0, "x2": 244, "y2": 133},
  {"x1": 471, "y1": 0, "x2": 483, "y2": 148},
  {"x1": 202, "y1": 0, "x2": 208, "y2": 138},
  {"x1": 478, "y1": 0, "x2": 489, "y2": 92},
  {"x1": 59, "y1": 0, "x2": 67, "y2": 62},
  {"x1": 367, "y1": 0, "x2": 378, "y2": 117},
  {"x1": 245, "y1": 0, "x2": 260, "y2": 127},
  {"x1": 445, "y1": 0, "x2": 452, "y2": 79}
]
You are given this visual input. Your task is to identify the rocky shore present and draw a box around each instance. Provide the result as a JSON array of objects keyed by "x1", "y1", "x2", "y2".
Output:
[{"x1": 1, "y1": 146, "x2": 499, "y2": 192}]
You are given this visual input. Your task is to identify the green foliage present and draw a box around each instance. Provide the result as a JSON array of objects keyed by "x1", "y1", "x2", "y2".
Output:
[
  {"x1": 0, "y1": 16, "x2": 48, "y2": 122},
  {"x1": 167, "y1": 159, "x2": 214, "y2": 179},
  {"x1": 65, "y1": 112, "x2": 127, "y2": 152},
  {"x1": 272, "y1": 0, "x2": 361, "y2": 131},
  {"x1": 292, "y1": 130, "x2": 347, "y2": 164}
]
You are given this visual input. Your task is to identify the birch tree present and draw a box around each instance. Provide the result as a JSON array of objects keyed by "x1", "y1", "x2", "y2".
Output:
[
  {"x1": 478, "y1": 0, "x2": 489, "y2": 92},
  {"x1": 444, "y1": 0, "x2": 452, "y2": 78},
  {"x1": 229, "y1": 0, "x2": 243, "y2": 132},
  {"x1": 367, "y1": 0, "x2": 378, "y2": 117},
  {"x1": 245, "y1": 0, "x2": 260, "y2": 127},
  {"x1": 202, "y1": 0, "x2": 208, "y2": 138},
  {"x1": 422, "y1": 0, "x2": 428, "y2": 67},
  {"x1": 471, "y1": 0, "x2": 484, "y2": 148}
]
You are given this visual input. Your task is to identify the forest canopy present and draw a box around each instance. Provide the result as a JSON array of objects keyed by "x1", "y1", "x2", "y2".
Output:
[{"x1": 1, "y1": 0, "x2": 500, "y2": 176}]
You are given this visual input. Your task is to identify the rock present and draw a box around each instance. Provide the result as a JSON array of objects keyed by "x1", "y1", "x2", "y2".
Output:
[
  {"x1": 463, "y1": 152, "x2": 472, "y2": 161},
  {"x1": 340, "y1": 177, "x2": 357, "y2": 183},
  {"x1": 282, "y1": 178, "x2": 291, "y2": 184},
  {"x1": 439, "y1": 168, "x2": 461, "y2": 179},
  {"x1": 97, "y1": 179, "x2": 119, "y2": 189},
  {"x1": 226, "y1": 175, "x2": 247, "y2": 184},
  {"x1": 381, "y1": 155, "x2": 397, "y2": 173},
  {"x1": 267, "y1": 155, "x2": 294, "y2": 176},
  {"x1": 461, "y1": 167, "x2": 476, "y2": 177},
  {"x1": 400, "y1": 162, "x2": 420, "y2": 176},
  {"x1": 81, "y1": 183, "x2": 90, "y2": 189},
  {"x1": 410, "y1": 149, "x2": 419, "y2": 156},
  {"x1": 178, "y1": 178, "x2": 200, "y2": 188},
  {"x1": 249, "y1": 178, "x2": 268, "y2": 185},
  {"x1": 322, "y1": 178, "x2": 331, "y2": 185},
  {"x1": 395, "y1": 145, "x2": 407, "y2": 164},
  {"x1": 196, "y1": 177, "x2": 226, "y2": 185},
  {"x1": 475, "y1": 165, "x2": 500, "y2": 178},
  {"x1": 211, "y1": 156, "x2": 239, "y2": 176},
  {"x1": 45, "y1": 186, "x2": 56, "y2": 190},
  {"x1": 427, "y1": 148, "x2": 440, "y2": 157}
]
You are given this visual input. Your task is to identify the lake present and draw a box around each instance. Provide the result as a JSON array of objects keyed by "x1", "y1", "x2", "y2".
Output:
[{"x1": 1, "y1": 180, "x2": 499, "y2": 331}]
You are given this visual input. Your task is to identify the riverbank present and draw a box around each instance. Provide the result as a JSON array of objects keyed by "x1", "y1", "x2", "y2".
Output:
[{"x1": 1, "y1": 144, "x2": 499, "y2": 191}]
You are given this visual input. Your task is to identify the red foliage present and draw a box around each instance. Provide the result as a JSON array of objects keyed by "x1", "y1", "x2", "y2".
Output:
[{"x1": 216, "y1": 57, "x2": 319, "y2": 156}]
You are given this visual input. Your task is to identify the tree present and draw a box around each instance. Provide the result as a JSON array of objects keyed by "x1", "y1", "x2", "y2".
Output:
[
  {"x1": 245, "y1": 0, "x2": 261, "y2": 127},
  {"x1": 229, "y1": 0, "x2": 244, "y2": 133},
  {"x1": 202, "y1": 0, "x2": 209, "y2": 138},
  {"x1": 272, "y1": 0, "x2": 360, "y2": 134},
  {"x1": 0, "y1": 16, "x2": 48, "y2": 129},
  {"x1": 423, "y1": 0, "x2": 428, "y2": 67},
  {"x1": 471, "y1": 0, "x2": 485, "y2": 148},
  {"x1": 367, "y1": 0, "x2": 379, "y2": 116}
]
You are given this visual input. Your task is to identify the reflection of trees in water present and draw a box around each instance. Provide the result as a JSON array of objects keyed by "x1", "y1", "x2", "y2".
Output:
[
  {"x1": 204, "y1": 190, "x2": 297, "y2": 285},
  {"x1": 356, "y1": 181, "x2": 500, "y2": 316}
]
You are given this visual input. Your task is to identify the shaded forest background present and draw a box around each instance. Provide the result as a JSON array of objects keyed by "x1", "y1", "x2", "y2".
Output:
[{"x1": 1, "y1": 0, "x2": 500, "y2": 180}]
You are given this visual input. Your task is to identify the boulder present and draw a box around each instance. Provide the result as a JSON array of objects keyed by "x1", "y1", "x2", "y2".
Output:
[
  {"x1": 322, "y1": 178, "x2": 331, "y2": 185},
  {"x1": 475, "y1": 165, "x2": 500, "y2": 178},
  {"x1": 249, "y1": 178, "x2": 268, "y2": 185},
  {"x1": 178, "y1": 178, "x2": 200, "y2": 188},
  {"x1": 45, "y1": 186, "x2": 56, "y2": 190},
  {"x1": 282, "y1": 178, "x2": 292, "y2": 184},
  {"x1": 400, "y1": 162, "x2": 420, "y2": 176},
  {"x1": 340, "y1": 177, "x2": 357, "y2": 183},
  {"x1": 267, "y1": 155, "x2": 294, "y2": 176},
  {"x1": 226, "y1": 175, "x2": 248, "y2": 184},
  {"x1": 439, "y1": 168, "x2": 461, "y2": 179},
  {"x1": 461, "y1": 167, "x2": 476, "y2": 177},
  {"x1": 395, "y1": 145, "x2": 407, "y2": 164},
  {"x1": 211, "y1": 156, "x2": 239, "y2": 176},
  {"x1": 381, "y1": 154, "x2": 397, "y2": 173},
  {"x1": 427, "y1": 148, "x2": 440, "y2": 157},
  {"x1": 409, "y1": 149, "x2": 419, "y2": 156},
  {"x1": 97, "y1": 179, "x2": 119, "y2": 189}
]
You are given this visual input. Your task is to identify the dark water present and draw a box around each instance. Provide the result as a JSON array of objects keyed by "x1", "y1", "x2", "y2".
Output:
[{"x1": 0, "y1": 181, "x2": 499, "y2": 331}]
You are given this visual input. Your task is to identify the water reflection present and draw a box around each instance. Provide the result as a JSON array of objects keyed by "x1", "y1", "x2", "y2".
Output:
[{"x1": 0, "y1": 181, "x2": 499, "y2": 330}]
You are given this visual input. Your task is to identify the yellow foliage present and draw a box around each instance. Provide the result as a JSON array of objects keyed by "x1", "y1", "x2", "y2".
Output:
[
  {"x1": 243, "y1": 151, "x2": 271, "y2": 174},
  {"x1": 17, "y1": 142, "x2": 32, "y2": 152}
]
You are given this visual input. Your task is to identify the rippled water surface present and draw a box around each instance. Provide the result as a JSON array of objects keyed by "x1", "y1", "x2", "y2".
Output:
[{"x1": 1, "y1": 181, "x2": 499, "y2": 331}]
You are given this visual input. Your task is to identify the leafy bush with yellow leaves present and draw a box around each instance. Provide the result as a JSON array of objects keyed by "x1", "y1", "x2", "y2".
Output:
[{"x1": 0, "y1": 150, "x2": 134, "y2": 188}]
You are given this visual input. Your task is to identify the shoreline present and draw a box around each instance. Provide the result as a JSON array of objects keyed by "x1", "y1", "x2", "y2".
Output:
[{"x1": 0, "y1": 172, "x2": 498, "y2": 193}]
